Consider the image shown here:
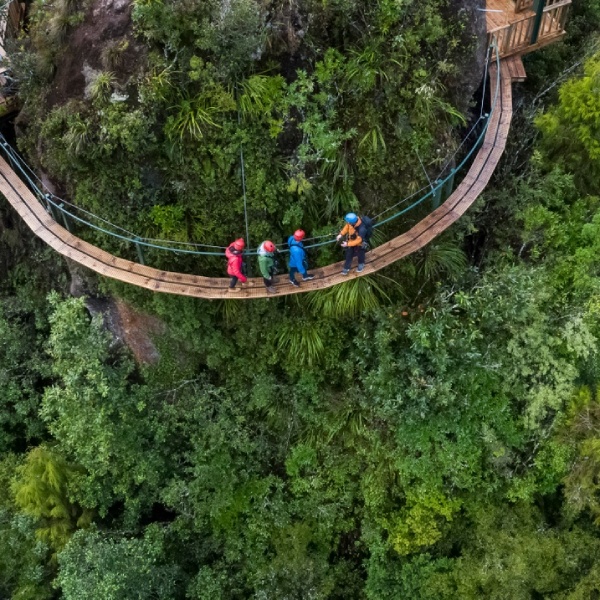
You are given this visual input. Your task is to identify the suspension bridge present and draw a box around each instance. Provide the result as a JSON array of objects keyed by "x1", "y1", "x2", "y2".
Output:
[{"x1": 0, "y1": 0, "x2": 570, "y2": 299}]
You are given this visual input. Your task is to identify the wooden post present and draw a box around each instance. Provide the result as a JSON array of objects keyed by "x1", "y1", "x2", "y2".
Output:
[
  {"x1": 442, "y1": 169, "x2": 456, "y2": 202},
  {"x1": 58, "y1": 203, "x2": 71, "y2": 232},
  {"x1": 135, "y1": 238, "x2": 145, "y2": 265},
  {"x1": 531, "y1": 0, "x2": 547, "y2": 45},
  {"x1": 47, "y1": 199, "x2": 60, "y2": 223},
  {"x1": 431, "y1": 180, "x2": 443, "y2": 210}
]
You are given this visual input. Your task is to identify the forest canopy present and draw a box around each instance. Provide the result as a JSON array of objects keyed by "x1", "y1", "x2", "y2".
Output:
[{"x1": 0, "y1": 0, "x2": 600, "y2": 598}]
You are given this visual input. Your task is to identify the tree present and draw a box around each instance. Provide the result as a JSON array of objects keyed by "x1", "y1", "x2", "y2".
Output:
[
  {"x1": 12, "y1": 446, "x2": 93, "y2": 553},
  {"x1": 56, "y1": 527, "x2": 180, "y2": 599},
  {"x1": 536, "y1": 51, "x2": 600, "y2": 193},
  {"x1": 0, "y1": 454, "x2": 53, "y2": 600},
  {"x1": 40, "y1": 293, "x2": 168, "y2": 521}
]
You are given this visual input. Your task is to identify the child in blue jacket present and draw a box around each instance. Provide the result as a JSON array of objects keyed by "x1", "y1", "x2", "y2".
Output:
[{"x1": 287, "y1": 229, "x2": 315, "y2": 287}]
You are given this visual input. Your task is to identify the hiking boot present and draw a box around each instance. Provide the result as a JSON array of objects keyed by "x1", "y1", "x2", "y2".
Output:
[
  {"x1": 357, "y1": 263, "x2": 365, "y2": 273},
  {"x1": 266, "y1": 286, "x2": 278, "y2": 294},
  {"x1": 302, "y1": 274, "x2": 315, "y2": 281},
  {"x1": 290, "y1": 279, "x2": 300, "y2": 288},
  {"x1": 341, "y1": 269, "x2": 350, "y2": 275}
]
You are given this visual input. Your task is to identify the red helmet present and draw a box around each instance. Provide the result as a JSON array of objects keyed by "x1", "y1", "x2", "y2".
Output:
[
  {"x1": 263, "y1": 240, "x2": 276, "y2": 252},
  {"x1": 293, "y1": 229, "x2": 305, "y2": 241},
  {"x1": 232, "y1": 238, "x2": 245, "y2": 251}
]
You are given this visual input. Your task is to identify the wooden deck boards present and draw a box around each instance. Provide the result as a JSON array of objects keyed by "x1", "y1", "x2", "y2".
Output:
[
  {"x1": 0, "y1": 59, "x2": 517, "y2": 300},
  {"x1": 505, "y1": 55, "x2": 527, "y2": 81},
  {"x1": 486, "y1": 0, "x2": 534, "y2": 33},
  {"x1": 486, "y1": 0, "x2": 570, "y2": 58}
]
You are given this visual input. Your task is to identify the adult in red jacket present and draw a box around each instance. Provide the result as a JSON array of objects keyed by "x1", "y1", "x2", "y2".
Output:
[{"x1": 226, "y1": 238, "x2": 247, "y2": 292}]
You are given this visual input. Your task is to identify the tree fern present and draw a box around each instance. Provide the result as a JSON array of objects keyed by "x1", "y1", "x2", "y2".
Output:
[
  {"x1": 308, "y1": 276, "x2": 390, "y2": 319},
  {"x1": 275, "y1": 320, "x2": 326, "y2": 368},
  {"x1": 418, "y1": 241, "x2": 467, "y2": 281}
]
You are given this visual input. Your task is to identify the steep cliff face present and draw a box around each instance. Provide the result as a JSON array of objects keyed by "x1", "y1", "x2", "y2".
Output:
[
  {"x1": 11, "y1": 0, "x2": 491, "y2": 356},
  {"x1": 46, "y1": 0, "x2": 146, "y2": 108},
  {"x1": 17, "y1": 0, "x2": 491, "y2": 288},
  {"x1": 43, "y1": 0, "x2": 487, "y2": 113},
  {"x1": 446, "y1": 0, "x2": 487, "y2": 113}
]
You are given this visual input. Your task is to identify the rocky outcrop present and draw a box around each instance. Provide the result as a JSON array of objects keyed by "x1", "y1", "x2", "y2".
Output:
[
  {"x1": 46, "y1": 0, "x2": 146, "y2": 108},
  {"x1": 446, "y1": 0, "x2": 488, "y2": 114}
]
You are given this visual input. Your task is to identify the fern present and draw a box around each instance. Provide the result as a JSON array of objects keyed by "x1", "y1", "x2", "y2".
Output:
[
  {"x1": 237, "y1": 74, "x2": 285, "y2": 119},
  {"x1": 275, "y1": 320, "x2": 326, "y2": 368},
  {"x1": 309, "y1": 276, "x2": 390, "y2": 319},
  {"x1": 418, "y1": 241, "x2": 467, "y2": 281}
]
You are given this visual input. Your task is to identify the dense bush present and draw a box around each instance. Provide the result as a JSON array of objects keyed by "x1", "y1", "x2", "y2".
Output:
[{"x1": 2, "y1": 0, "x2": 600, "y2": 598}]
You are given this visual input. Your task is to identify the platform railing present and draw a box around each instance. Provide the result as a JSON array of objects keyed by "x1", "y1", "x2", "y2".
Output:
[
  {"x1": 490, "y1": 15, "x2": 535, "y2": 57},
  {"x1": 539, "y1": 0, "x2": 570, "y2": 38},
  {"x1": 516, "y1": 0, "x2": 534, "y2": 12},
  {"x1": 489, "y1": 0, "x2": 570, "y2": 57}
]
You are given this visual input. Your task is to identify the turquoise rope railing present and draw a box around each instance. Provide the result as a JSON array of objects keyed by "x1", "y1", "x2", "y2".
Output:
[{"x1": 0, "y1": 40, "x2": 500, "y2": 262}]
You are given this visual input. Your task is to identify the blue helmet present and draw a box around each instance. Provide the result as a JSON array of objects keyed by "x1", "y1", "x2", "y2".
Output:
[{"x1": 345, "y1": 212, "x2": 358, "y2": 224}]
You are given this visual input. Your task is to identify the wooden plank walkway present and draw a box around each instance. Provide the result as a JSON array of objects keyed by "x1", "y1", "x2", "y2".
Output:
[{"x1": 0, "y1": 59, "x2": 515, "y2": 300}]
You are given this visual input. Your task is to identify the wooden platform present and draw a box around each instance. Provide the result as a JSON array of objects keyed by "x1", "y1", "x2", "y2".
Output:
[
  {"x1": 505, "y1": 55, "x2": 527, "y2": 82},
  {"x1": 486, "y1": 0, "x2": 570, "y2": 58},
  {"x1": 486, "y1": 0, "x2": 535, "y2": 33},
  {"x1": 0, "y1": 60, "x2": 517, "y2": 300}
]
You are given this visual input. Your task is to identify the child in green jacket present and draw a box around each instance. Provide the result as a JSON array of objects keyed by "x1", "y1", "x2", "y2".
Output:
[{"x1": 257, "y1": 240, "x2": 278, "y2": 294}]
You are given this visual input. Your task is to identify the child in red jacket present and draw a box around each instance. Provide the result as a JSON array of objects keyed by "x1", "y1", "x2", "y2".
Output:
[{"x1": 226, "y1": 238, "x2": 247, "y2": 292}]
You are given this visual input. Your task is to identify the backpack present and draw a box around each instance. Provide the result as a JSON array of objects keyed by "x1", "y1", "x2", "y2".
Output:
[{"x1": 360, "y1": 215, "x2": 374, "y2": 246}]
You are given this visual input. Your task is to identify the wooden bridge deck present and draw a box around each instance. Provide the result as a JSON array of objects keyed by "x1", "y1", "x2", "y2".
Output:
[{"x1": 0, "y1": 59, "x2": 515, "y2": 300}]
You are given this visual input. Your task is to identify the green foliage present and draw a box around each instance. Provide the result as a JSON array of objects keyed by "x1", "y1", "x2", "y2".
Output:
[
  {"x1": 6, "y1": 1, "x2": 600, "y2": 598},
  {"x1": 275, "y1": 318, "x2": 327, "y2": 369},
  {"x1": 416, "y1": 241, "x2": 468, "y2": 281},
  {"x1": 12, "y1": 446, "x2": 93, "y2": 553},
  {"x1": 431, "y1": 504, "x2": 600, "y2": 600},
  {"x1": 40, "y1": 294, "x2": 168, "y2": 518},
  {"x1": 166, "y1": 84, "x2": 235, "y2": 141},
  {"x1": 561, "y1": 386, "x2": 600, "y2": 523},
  {"x1": 88, "y1": 70, "x2": 115, "y2": 102},
  {"x1": 385, "y1": 491, "x2": 460, "y2": 556},
  {"x1": 308, "y1": 275, "x2": 390, "y2": 319},
  {"x1": 56, "y1": 527, "x2": 180, "y2": 599},
  {"x1": 0, "y1": 454, "x2": 53, "y2": 600},
  {"x1": 536, "y1": 51, "x2": 600, "y2": 192},
  {"x1": 0, "y1": 303, "x2": 48, "y2": 451}
]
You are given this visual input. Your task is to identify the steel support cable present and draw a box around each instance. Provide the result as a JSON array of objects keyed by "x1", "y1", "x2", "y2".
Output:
[
  {"x1": 372, "y1": 41, "x2": 497, "y2": 224},
  {"x1": 481, "y1": 44, "x2": 492, "y2": 120},
  {"x1": 0, "y1": 144, "x2": 227, "y2": 256},
  {"x1": 238, "y1": 110, "x2": 251, "y2": 252}
]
